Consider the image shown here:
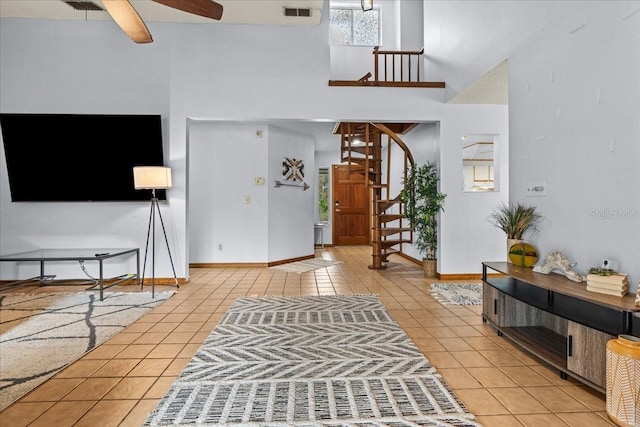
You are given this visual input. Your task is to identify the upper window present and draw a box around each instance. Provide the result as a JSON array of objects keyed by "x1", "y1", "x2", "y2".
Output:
[{"x1": 330, "y1": 7, "x2": 380, "y2": 46}]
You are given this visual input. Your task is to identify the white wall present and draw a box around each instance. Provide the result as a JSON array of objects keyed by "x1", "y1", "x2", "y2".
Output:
[
  {"x1": 509, "y1": 3, "x2": 640, "y2": 290},
  {"x1": 0, "y1": 7, "x2": 505, "y2": 281},
  {"x1": 268, "y1": 126, "x2": 316, "y2": 262},
  {"x1": 188, "y1": 122, "x2": 314, "y2": 264},
  {"x1": 422, "y1": 1, "x2": 592, "y2": 102},
  {"x1": 188, "y1": 122, "x2": 269, "y2": 263},
  {"x1": 439, "y1": 105, "x2": 510, "y2": 274},
  {"x1": 0, "y1": 19, "x2": 171, "y2": 281}
]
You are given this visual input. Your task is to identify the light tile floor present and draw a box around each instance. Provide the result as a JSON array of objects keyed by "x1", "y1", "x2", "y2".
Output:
[{"x1": 0, "y1": 246, "x2": 614, "y2": 426}]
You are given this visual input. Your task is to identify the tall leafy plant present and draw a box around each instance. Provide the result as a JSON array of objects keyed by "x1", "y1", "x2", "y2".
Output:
[{"x1": 401, "y1": 162, "x2": 446, "y2": 261}]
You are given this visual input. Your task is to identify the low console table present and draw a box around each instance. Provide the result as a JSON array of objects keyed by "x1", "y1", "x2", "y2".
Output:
[
  {"x1": 482, "y1": 261, "x2": 639, "y2": 393},
  {"x1": 0, "y1": 248, "x2": 140, "y2": 301}
]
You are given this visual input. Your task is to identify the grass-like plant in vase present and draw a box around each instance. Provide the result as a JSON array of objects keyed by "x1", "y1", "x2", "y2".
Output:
[{"x1": 489, "y1": 201, "x2": 542, "y2": 263}]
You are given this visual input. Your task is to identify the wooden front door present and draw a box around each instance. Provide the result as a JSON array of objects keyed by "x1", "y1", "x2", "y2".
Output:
[{"x1": 332, "y1": 164, "x2": 370, "y2": 246}]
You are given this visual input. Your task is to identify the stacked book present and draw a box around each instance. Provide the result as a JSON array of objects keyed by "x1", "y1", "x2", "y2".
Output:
[{"x1": 586, "y1": 273, "x2": 628, "y2": 296}]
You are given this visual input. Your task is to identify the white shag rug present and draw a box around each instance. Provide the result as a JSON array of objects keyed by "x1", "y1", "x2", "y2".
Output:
[
  {"x1": 0, "y1": 291, "x2": 174, "y2": 410},
  {"x1": 270, "y1": 258, "x2": 343, "y2": 274},
  {"x1": 430, "y1": 283, "x2": 483, "y2": 306}
]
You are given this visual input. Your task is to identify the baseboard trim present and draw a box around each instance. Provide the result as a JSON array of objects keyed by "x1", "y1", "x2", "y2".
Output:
[
  {"x1": 267, "y1": 254, "x2": 315, "y2": 267},
  {"x1": 393, "y1": 252, "x2": 504, "y2": 280},
  {"x1": 190, "y1": 262, "x2": 268, "y2": 268},
  {"x1": 190, "y1": 254, "x2": 316, "y2": 269},
  {"x1": 438, "y1": 273, "x2": 484, "y2": 280},
  {"x1": 0, "y1": 277, "x2": 187, "y2": 287},
  {"x1": 395, "y1": 252, "x2": 422, "y2": 266}
]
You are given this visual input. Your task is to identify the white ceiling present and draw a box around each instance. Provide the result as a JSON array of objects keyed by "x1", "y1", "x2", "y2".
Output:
[{"x1": 0, "y1": 0, "x2": 325, "y2": 26}]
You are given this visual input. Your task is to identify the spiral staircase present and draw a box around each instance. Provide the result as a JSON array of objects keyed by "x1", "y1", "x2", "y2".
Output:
[{"x1": 334, "y1": 122, "x2": 416, "y2": 269}]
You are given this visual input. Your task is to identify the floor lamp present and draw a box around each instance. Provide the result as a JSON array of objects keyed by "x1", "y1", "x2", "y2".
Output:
[{"x1": 133, "y1": 166, "x2": 179, "y2": 298}]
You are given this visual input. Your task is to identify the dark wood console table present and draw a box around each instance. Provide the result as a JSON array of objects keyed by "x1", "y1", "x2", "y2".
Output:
[
  {"x1": 0, "y1": 248, "x2": 140, "y2": 301},
  {"x1": 482, "y1": 261, "x2": 639, "y2": 394}
]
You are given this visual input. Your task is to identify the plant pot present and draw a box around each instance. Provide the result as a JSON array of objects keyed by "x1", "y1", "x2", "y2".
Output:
[
  {"x1": 423, "y1": 259, "x2": 437, "y2": 277},
  {"x1": 507, "y1": 239, "x2": 523, "y2": 264}
]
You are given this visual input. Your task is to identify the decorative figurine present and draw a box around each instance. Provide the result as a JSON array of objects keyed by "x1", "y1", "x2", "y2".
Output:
[{"x1": 533, "y1": 251, "x2": 585, "y2": 282}]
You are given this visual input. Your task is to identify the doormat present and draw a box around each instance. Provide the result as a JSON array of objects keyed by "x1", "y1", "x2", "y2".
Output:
[
  {"x1": 270, "y1": 258, "x2": 342, "y2": 274},
  {"x1": 430, "y1": 283, "x2": 483, "y2": 306},
  {"x1": 144, "y1": 294, "x2": 480, "y2": 426},
  {"x1": 0, "y1": 291, "x2": 174, "y2": 410}
]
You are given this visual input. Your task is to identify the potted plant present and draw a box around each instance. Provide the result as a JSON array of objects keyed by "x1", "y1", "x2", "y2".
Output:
[
  {"x1": 488, "y1": 201, "x2": 542, "y2": 262},
  {"x1": 401, "y1": 161, "x2": 446, "y2": 276}
]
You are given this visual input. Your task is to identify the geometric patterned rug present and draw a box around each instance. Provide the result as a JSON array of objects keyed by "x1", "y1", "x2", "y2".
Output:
[
  {"x1": 144, "y1": 295, "x2": 481, "y2": 426},
  {"x1": 430, "y1": 283, "x2": 483, "y2": 306}
]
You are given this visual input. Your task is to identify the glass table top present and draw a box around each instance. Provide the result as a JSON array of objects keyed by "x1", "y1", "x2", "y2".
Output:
[{"x1": 0, "y1": 248, "x2": 138, "y2": 261}]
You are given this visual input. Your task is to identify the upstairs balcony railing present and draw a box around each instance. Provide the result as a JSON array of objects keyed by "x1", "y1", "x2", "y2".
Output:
[{"x1": 328, "y1": 47, "x2": 445, "y2": 88}]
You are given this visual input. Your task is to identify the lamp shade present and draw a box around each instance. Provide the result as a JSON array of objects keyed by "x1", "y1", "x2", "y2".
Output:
[{"x1": 133, "y1": 166, "x2": 172, "y2": 190}]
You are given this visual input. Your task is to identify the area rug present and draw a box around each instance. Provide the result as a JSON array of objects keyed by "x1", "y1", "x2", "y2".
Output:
[
  {"x1": 430, "y1": 283, "x2": 483, "y2": 306},
  {"x1": 0, "y1": 290, "x2": 174, "y2": 410},
  {"x1": 270, "y1": 258, "x2": 343, "y2": 274},
  {"x1": 144, "y1": 294, "x2": 480, "y2": 426}
]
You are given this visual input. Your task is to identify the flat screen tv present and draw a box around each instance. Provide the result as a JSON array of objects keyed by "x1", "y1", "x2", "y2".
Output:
[{"x1": 0, "y1": 113, "x2": 167, "y2": 201}]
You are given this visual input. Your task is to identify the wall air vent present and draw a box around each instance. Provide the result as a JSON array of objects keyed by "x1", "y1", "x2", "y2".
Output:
[
  {"x1": 283, "y1": 7, "x2": 311, "y2": 17},
  {"x1": 63, "y1": 1, "x2": 104, "y2": 11}
]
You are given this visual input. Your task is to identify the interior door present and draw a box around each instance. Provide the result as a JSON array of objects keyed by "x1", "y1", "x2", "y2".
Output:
[{"x1": 332, "y1": 164, "x2": 370, "y2": 246}]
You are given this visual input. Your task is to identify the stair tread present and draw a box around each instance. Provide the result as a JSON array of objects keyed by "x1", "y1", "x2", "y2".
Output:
[
  {"x1": 379, "y1": 228, "x2": 412, "y2": 236},
  {"x1": 374, "y1": 239, "x2": 411, "y2": 245},
  {"x1": 381, "y1": 248, "x2": 399, "y2": 260},
  {"x1": 343, "y1": 146, "x2": 373, "y2": 154},
  {"x1": 379, "y1": 213, "x2": 405, "y2": 218}
]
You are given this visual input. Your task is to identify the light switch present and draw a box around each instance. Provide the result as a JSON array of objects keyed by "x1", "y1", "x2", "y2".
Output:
[
  {"x1": 242, "y1": 196, "x2": 250, "y2": 204},
  {"x1": 254, "y1": 177, "x2": 265, "y2": 185},
  {"x1": 526, "y1": 182, "x2": 547, "y2": 197}
]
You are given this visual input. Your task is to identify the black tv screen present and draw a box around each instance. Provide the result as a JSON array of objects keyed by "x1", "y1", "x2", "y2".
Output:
[{"x1": 0, "y1": 113, "x2": 166, "y2": 201}]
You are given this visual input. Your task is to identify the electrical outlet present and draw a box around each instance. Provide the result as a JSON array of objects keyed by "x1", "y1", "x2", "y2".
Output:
[
  {"x1": 526, "y1": 182, "x2": 546, "y2": 197},
  {"x1": 218, "y1": 243, "x2": 223, "y2": 251},
  {"x1": 602, "y1": 259, "x2": 619, "y2": 271}
]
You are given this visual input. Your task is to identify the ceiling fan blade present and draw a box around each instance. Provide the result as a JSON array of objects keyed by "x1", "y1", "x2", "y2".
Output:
[
  {"x1": 102, "y1": 0, "x2": 153, "y2": 44},
  {"x1": 152, "y1": 0, "x2": 223, "y2": 20}
]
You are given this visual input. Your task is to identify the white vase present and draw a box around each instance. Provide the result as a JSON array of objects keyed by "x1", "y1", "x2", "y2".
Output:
[{"x1": 507, "y1": 239, "x2": 523, "y2": 264}]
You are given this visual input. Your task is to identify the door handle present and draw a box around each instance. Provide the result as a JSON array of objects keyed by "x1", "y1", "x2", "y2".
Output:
[{"x1": 335, "y1": 208, "x2": 341, "y2": 212}]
